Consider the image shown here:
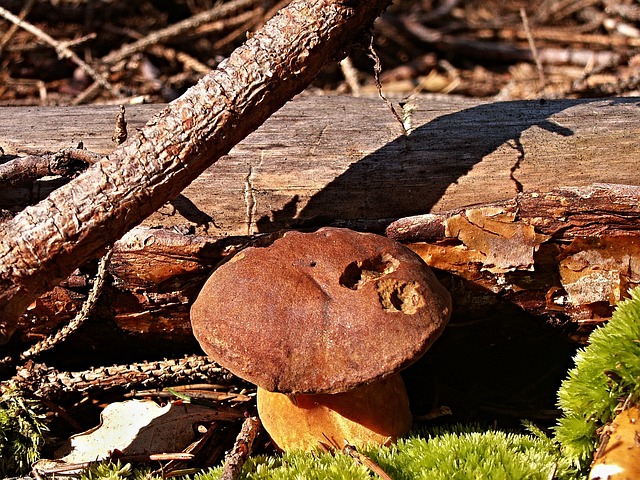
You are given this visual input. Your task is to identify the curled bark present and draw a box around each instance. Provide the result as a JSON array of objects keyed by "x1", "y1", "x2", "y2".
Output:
[
  {"x1": 0, "y1": 0, "x2": 391, "y2": 343},
  {"x1": 387, "y1": 184, "x2": 640, "y2": 332}
]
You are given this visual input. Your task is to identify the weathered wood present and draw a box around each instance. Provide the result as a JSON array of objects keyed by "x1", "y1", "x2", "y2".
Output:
[
  {"x1": 0, "y1": 0, "x2": 391, "y2": 343},
  {"x1": 1, "y1": 96, "x2": 638, "y2": 238}
]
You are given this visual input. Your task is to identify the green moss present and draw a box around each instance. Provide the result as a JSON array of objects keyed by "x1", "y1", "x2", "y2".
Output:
[
  {"x1": 553, "y1": 286, "x2": 640, "y2": 468},
  {"x1": 0, "y1": 385, "x2": 48, "y2": 476},
  {"x1": 192, "y1": 425, "x2": 577, "y2": 480},
  {"x1": 80, "y1": 461, "x2": 156, "y2": 480}
]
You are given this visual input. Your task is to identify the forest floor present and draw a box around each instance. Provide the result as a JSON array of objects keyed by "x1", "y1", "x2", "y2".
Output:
[
  {"x1": 1, "y1": 0, "x2": 640, "y2": 105},
  {"x1": 1, "y1": 0, "x2": 639, "y2": 476}
]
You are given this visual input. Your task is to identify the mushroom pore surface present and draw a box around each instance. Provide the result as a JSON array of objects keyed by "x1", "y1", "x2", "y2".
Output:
[{"x1": 190, "y1": 227, "x2": 451, "y2": 394}]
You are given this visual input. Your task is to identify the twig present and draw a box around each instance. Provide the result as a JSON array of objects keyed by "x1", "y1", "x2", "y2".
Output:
[
  {"x1": 12, "y1": 355, "x2": 241, "y2": 400},
  {"x1": 320, "y1": 435, "x2": 393, "y2": 479},
  {"x1": 149, "y1": 45, "x2": 211, "y2": 75},
  {"x1": 20, "y1": 247, "x2": 113, "y2": 360},
  {"x1": 102, "y1": 0, "x2": 259, "y2": 66},
  {"x1": 113, "y1": 452, "x2": 195, "y2": 462},
  {"x1": 368, "y1": 35, "x2": 406, "y2": 135},
  {"x1": 520, "y1": 8, "x2": 546, "y2": 88},
  {"x1": 0, "y1": 0, "x2": 34, "y2": 55},
  {"x1": 220, "y1": 416, "x2": 262, "y2": 480},
  {"x1": 342, "y1": 442, "x2": 394, "y2": 480},
  {"x1": 72, "y1": 4, "x2": 261, "y2": 105},
  {"x1": 0, "y1": 5, "x2": 119, "y2": 97},
  {"x1": 155, "y1": 422, "x2": 222, "y2": 475},
  {"x1": 0, "y1": 148, "x2": 101, "y2": 187},
  {"x1": 340, "y1": 56, "x2": 361, "y2": 95}
]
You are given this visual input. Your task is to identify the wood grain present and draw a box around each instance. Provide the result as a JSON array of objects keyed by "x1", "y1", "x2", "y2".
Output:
[{"x1": 2, "y1": 95, "x2": 638, "y2": 237}]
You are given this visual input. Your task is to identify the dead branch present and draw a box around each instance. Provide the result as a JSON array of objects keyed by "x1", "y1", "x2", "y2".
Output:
[
  {"x1": 220, "y1": 416, "x2": 262, "y2": 480},
  {"x1": 0, "y1": 0, "x2": 34, "y2": 55},
  {"x1": 0, "y1": 0, "x2": 391, "y2": 344},
  {"x1": 0, "y1": 148, "x2": 100, "y2": 187},
  {"x1": 102, "y1": 0, "x2": 259, "y2": 66},
  {"x1": 0, "y1": 5, "x2": 118, "y2": 96},
  {"x1": 72, "y1": 0, "x2": 261, "y2": 104},
  {"x1": 12, "y1": 355, "x2": 239, "y2": 401},
  {"x1": 20, "y1": 247, "x2": 112, "y2": 361}
]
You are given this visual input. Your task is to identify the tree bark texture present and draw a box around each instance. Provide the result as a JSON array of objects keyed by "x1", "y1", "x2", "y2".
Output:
[
  {"x1": 0, "y1": 0, "x2": 391, "y2": 343},
  {"x1": 387, "y1": 184, "x2": 640, "y2": 338}
]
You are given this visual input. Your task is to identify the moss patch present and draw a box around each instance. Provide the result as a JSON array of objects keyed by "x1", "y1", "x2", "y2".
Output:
[{"x1": 554, "y1": 287, "x2": 640, "y2": 469}]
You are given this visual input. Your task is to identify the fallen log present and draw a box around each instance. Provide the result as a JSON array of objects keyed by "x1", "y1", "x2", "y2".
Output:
[
  {"x1": 2, "y1": 96, "x2": 638, "y2": 237},
  {"x1": 3, "y1": 94, "x2": 640, "y2": 350},
  {"x1": 12, "y1": 183, "x2": 638, "y2": 354}
]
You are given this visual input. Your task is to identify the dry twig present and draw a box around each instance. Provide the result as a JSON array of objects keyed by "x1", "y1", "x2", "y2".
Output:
[
  {"x1": 12, "y1": 355, "x2": 239, "y2": 400},
  {"x1": 520, "y1": 8, "x2": 546, "y2": 87},
  {"x1": 220, "y1": 416, "x2": 262, "y2": 480},
  {"x1": 102, "y1": 0, "x2": 259, "y2": 66},
  {"x1": 0, "y1": 148, "x2": 101, "y2": 187},
  {"x1": 0, "y1": 0, "x2": 34, "y2": 55},
  {"x1": 342, "y1": 442, "x2": 394, "y2": 480},
  {"x1": 20, "y1": 247, "x2": 113, "y2": 361},
  {"x1": 0, "y1": 5, "x2": 119, "y2": 97}
]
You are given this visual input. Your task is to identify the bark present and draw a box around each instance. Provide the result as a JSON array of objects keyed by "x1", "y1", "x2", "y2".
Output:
[
  {"x1": 0, "y1": 0, "x2": 391, "y2": 343},
  {"x1": 220, "y1": 416, "x2": 262, "y2": 480},
  {"x1": 387, "y1": 184, "x2": 640, "y2": 335}
]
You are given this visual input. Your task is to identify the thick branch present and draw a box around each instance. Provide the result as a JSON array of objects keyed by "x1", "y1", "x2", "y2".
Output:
[{"x1": 0, "y1": 0, "x2": 391, "y2": 343}]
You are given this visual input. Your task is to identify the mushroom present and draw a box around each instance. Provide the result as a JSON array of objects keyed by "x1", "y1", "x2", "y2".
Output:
[{"x1": 190, "y1": 227, "x2": 451, "y2": 451}]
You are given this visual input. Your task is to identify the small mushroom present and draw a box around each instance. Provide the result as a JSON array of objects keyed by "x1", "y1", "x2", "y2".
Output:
[{"x1": 190, "y1": 227, "x2": 451, "y2": 451}]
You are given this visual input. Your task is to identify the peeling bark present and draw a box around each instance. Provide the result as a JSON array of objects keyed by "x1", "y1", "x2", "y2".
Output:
[
  {"x1": 0, "y1": 0, "x2": 391, "y2": 343},
  {"x1": 387, "y1": 184, "x2": 640, "y2": 331}
]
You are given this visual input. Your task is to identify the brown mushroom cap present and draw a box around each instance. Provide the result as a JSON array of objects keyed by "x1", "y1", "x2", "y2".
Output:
[{"x1": 191, "y1": 227, "x2": 451, "y2": 394}]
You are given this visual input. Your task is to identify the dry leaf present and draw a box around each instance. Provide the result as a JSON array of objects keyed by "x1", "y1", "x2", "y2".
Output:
[
  {"x1": 56, "y1": 399, "x2": 226, "y2": 463},
  {"x1": 590, "y1": 406, "x2": 640, "y2": 480}
]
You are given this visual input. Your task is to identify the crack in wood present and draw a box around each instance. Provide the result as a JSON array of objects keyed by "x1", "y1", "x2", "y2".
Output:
[
  {"x1": 508, "y1": 136, "x2": 525, "y2": 194},
  {"x1": 309, "y1": 124, "x2": 328, "y2": 156},
  {"x1": 244, "y1": 164, "x2": 257, "y2": 236}
]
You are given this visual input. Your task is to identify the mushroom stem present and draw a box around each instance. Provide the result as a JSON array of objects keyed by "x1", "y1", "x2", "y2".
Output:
[{"x1": 257, "y1": 373, "x2": 412, "y2": 452}]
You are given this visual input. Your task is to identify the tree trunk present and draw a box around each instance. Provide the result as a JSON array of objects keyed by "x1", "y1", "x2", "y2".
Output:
[{"x1": 0, "y1": 0, "x2": 391, "y2": 344}]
